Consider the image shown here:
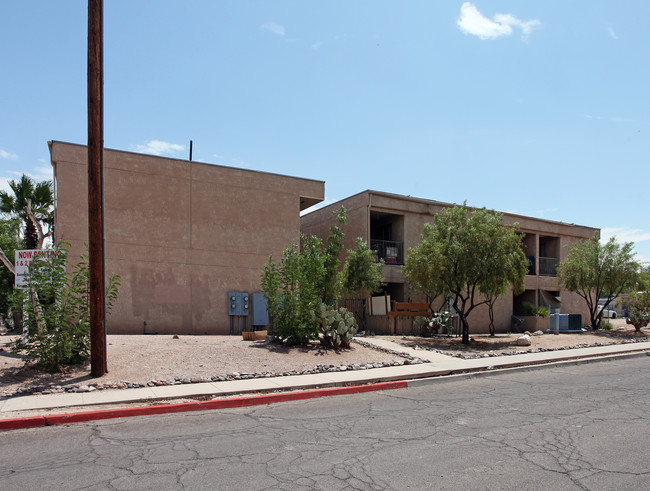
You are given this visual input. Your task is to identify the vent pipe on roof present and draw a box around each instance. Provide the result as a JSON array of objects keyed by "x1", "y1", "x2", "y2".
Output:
[{"x1": 189, "y1": 140, "x2": 193, "y2": 161}]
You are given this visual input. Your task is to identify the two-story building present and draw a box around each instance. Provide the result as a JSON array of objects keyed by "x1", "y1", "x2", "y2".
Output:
[
  {"x1": 49, "y1": 141, "x2": 324, "y2": 335},
  {"x1": 300, "y1": 190, "x2": 598, "y2": 334}
]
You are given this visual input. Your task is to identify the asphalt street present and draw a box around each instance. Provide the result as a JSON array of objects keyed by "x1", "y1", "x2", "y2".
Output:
[{"x1": 2, "y1": 356, "x2": 649, "y2": 490}]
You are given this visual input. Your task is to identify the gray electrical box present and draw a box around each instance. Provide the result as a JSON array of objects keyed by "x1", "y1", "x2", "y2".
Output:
[
  {"x1": 251, "y1": 293, "x2": 269, "y2": 327},
  {"x1": 228, "y1": 292, "x2": 249, "y2": 316}
]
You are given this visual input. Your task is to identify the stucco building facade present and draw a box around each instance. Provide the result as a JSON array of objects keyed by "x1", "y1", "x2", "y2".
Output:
[
  {"x1": 300, "y1": 190, "x2": 599, "y2": 334},
  {"x1": 49, "y1": 141, "x2": 324, "y2": 335}
]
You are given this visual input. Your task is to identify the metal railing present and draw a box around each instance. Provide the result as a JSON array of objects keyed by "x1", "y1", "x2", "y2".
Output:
[
  {"x1": 370, "y1": 239, "x2": 403, "y2": 265},
  {"x1": 539, "y1": 257, "x2": 559, "y2": 276}
]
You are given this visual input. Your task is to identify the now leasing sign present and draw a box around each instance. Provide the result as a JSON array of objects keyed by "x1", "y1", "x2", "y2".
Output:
[{"x1": 14, "y1": 249, "x2": 64, "y2": 289}]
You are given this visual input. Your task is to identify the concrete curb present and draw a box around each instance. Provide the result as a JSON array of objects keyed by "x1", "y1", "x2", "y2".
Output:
[
  {"x1": 1, "y1": 344, "x2": 648, "y2": 432},
  {"x1": 0, "y1": 381, "x2": 408, "y2": 431},
  {"x1": 407, "y1": 350, "x2": 650, "y2": 387}
]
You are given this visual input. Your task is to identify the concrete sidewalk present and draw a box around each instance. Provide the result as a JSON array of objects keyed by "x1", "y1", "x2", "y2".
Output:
[{"x1": 1, "y1": 338, "x2": 649, "y2": 423}]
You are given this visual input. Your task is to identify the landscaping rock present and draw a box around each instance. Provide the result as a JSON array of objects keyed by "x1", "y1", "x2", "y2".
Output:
[
  {"x1": 532, "y1": 330, "x2": 544, "y2": 336},
  {"x1": 517, "y1": 335, "x2": 532, "y2": 346}
]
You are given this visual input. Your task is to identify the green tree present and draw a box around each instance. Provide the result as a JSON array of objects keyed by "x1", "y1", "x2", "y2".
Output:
[
  {"x1": 262, "y1": 208, "x2": 347, "y2": 345},
  {"x1": 558, "y1": 235, "x2": 639, "y2": 330},
  {"x1": 262, "y1": 207, "x2": 384, "y2": 345},
  {"x1": 0, "y1": 174, "x2": 53, "y2": 250},
  {"x1": 0, "y1": 218, "x2": 21, "y2": 325},
  {"x1": 402, "y1": 237, "x2": 444, "y2": 315},
  {"x1": 638, "y1": 264, "x2": 650, "y2": 290},
  {"x1": 403, "y1": 205, "x2": 528, "y2": 344},
  {"x1": 625, "y1": 291, "x2": 650, "y2": 332},
  {"x1": 11, "y1": 244, "x2": 120, "y2": 372},
  {"x1": 318, "y1": 207, "x2": 347, "y2": 306},
  {"x1": 340, "y1": 237, "x2": 384, "y2": 299},
  {"x1": 482, "y1": 227, "x2": 528, "y2": 336},
  {"x1": 624, "y1": 264, "x2": 650, "y2": 332}
]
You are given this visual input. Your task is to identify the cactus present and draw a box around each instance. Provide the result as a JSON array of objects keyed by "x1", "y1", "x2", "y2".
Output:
[
  {"x1": 310, "y1": 302, "x2": 358, "y2": 348},
  {"x1": 415, "y1": 311, "x2": 453, "y2": 337}
]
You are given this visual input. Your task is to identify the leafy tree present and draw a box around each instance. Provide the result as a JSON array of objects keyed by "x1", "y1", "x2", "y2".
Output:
[
  {"x1": 558, "y1": 235, "x2": 639, "y2": 330},
  {"x1": 0, "y1": 174, "x2": 53, "y2": 249},
  {"x1": 0, "y1": 218, "x2": 21, "y2": 325},
  {"x1": 262, "y1": 238, "x2": 325, "y2": 345},
  {"x1": 403, "y1": 205, "x2": 528, "y2": 344},
  {"x1": 318, "y1": 207, "x2": 347, "y2": 306},
  {"x1": 625, "y1": 292, "x2": 650, "y2": 332},
  {"x1": 482, "y1": 230, "x2": 528, "y2": 336},
  {"x1": 340, "y1": 237, "x2": 384, "y2": 299},
  {"x1": 625, "y1": 264, "x2": 650, "y2": 332},
  {"x1": 262, "y1": 207, "x2": 384, "y2": 345},
  {"x1": 262, "y1": 208, "x2": 347, "y2": 345},
  {"x1": 11, "y1": 244, "x2": 120, "y2": 372},
  {"x1": 402, "y1": 238, "x2": 444, "y2": 315},
  {"x1": 638, "y1": 264, "x2": 650, "y2": 290}
]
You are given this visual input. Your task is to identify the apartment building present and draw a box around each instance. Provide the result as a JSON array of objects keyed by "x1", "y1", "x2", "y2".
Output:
[
  {"x1": 300, "y1": 190, "x2": 598, "y2": 334},
  {"x1": 49, "y1": 141, "x2": 324, "y2": 334}
]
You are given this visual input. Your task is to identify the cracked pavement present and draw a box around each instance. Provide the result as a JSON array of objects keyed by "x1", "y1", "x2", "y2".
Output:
[{"x1": 1, "y1": 356, "x2": 648, "y2": 490}]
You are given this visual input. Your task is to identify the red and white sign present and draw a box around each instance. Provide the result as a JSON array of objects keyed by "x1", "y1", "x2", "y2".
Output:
[{"x1": 14, "y1": 249, "x2": 63, "y2": 288}]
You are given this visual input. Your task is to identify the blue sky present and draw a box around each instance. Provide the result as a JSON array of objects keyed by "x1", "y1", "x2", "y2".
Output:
[{"x1": 1, "y1": 1, "x2": 649, "y2": 263}]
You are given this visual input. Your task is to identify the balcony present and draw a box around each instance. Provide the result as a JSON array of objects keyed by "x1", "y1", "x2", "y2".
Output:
[
  {"x1": 539, "y1": 257, "x2": 559, "y2": 276},
  {"x1": 371, "y1": 239, "x2": 404, "y2": 265}
]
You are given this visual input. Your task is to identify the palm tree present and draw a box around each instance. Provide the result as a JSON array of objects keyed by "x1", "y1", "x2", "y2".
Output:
[{"x1": 0, "y1": 174, "x2": 53, "y2": 249}]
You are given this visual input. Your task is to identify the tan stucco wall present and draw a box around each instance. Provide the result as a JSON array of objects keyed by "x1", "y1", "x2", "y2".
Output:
[
  {"x1": 301, "y1": 190, "x2": 599, "y2": 334},
  {"x1": 50, "y1": 141, "x2": 323, "y2": 334}
]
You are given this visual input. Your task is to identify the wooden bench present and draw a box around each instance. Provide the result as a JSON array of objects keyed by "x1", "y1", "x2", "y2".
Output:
[{"x1": 386, "y1": 302, "x2": 429, "y2": 335}]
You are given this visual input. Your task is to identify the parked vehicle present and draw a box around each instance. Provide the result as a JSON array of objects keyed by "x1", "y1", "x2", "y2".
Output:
[
  {"x1": 597, "y1": 297, "x2": 625, "y2": 318},
  {"x1": 599, "y1": 306, "x2": 618, "y2": 319}
]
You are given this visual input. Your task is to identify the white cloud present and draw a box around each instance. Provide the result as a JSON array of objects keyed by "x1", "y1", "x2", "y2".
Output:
[
  {"x1": 457, "y1": 2, "x2": 540, "y2": 40},
  {"x1": 261, "y1": 22, "x2": 285, "y2": 36},
  {"x1": 311, "y1": 41, "x2": 324, "y2": 50},
  {"x1": 135, "y1": 140, "x2": 185, "y2": 156},
  {"x1": 0, "y1": 177, "x2": 12, "y2": 194},
  {"x1": 0, "y1": 149, "x2": 18, "y2": 160},
  {"x1": 584, "y1": 114, "x2": 636, "y2": 123},
  {"x1": 32, "y1": 166, "x2": 53, "y2": 181},
  {"x1": 608, "y1": 27, "x2": 618, "y2": 40},
  {"x1": 601, "y1": 227, "x2": 650, "y2": 245},
  {"x1": 535, "y1": 207, "x2": 558, "y2": 217},
  {"x1": 0, "y1": 167, "x2": 53, "y2": 193}
]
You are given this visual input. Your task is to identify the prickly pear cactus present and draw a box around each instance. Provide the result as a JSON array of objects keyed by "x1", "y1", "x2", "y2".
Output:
[{"x1": 310, "y1": 302, "x2": 358, "y2": 348}]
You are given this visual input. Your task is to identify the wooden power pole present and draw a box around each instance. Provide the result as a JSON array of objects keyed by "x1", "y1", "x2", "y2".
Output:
[{"x1": 88, "y1": 0, "x2": 107, "y2": 376}]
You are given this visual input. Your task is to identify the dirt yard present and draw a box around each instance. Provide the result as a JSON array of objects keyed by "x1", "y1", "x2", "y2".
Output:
[
  {"x1": 382, "y1": 319, "x2": 649, "y2": 358},
  {"x1": 1, "y1": 319, "x2": 647, "y2": 397},
  {"x1": 0, "y1": 333, "x2": 406, "y2": 397}
]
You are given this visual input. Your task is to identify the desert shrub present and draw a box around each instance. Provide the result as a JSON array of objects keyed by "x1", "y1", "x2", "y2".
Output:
[
  {"x1": 523, "y1": 302, "x2": 549, "y2": 317},
  {"x1": 261, "y1": 238, "x2": 324, "y2": 345},
  {"x1": 11, "y1": 245, "x2": 120, "y2": 372},
  {"x1": 601, "y1": 322, "x2": 614, "y2": 330},
  {"x1": 415, "y1": 311, "x2": 453, "y2": 337},
  {"x1": 311, "y1": 302, "x2": 358, "y2": 348},
  {"x1": 626, "y1": 309, "x2": 650, "y2": 332},
  {"x1": 625, "y1": 291, "x2": 650, "y2": 332}
]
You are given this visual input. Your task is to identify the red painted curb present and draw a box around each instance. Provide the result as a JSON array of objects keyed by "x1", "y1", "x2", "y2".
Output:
[{"x1": 0, "y1": 381, "x2": 408, "y2": 431}]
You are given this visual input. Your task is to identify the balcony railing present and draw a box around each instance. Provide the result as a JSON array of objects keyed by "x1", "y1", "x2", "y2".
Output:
[
  {"x1": 370, "y1": 239, "x2": 404, "y2": 265},
  {"x1": 539, "y1": 257, "x2": 559, "y2": 276}
]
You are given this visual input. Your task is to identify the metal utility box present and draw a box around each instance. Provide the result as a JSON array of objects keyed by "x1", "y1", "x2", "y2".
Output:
[
  {"x1": 228, "y1": 292, "x2": 249, "y2": 317},
  {"x1": 251, "y1": 293, "x2": 269, "y2": 327},
  {"x1": 550, "y1": 313, "x2": 583, "y2": 333},
  {"x1": 568, "y1": 314, "x2": 582, "y2": 330}
]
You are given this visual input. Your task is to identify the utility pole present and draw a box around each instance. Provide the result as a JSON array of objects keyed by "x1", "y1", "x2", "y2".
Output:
[{"x1": 88, "y1": 0, "x2": 107, "y2": 376}]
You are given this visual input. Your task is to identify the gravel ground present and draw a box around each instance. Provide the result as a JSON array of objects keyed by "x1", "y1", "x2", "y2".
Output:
[
  {"x1": 1, "y1": 318, "x2": 647, "y2": 398},
  {"x1": 0, "y1": 333, "x2": 407, "y2": 397},
  {"x1": 382, "y1": 318, "x2": 649, "y2": 358}
]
